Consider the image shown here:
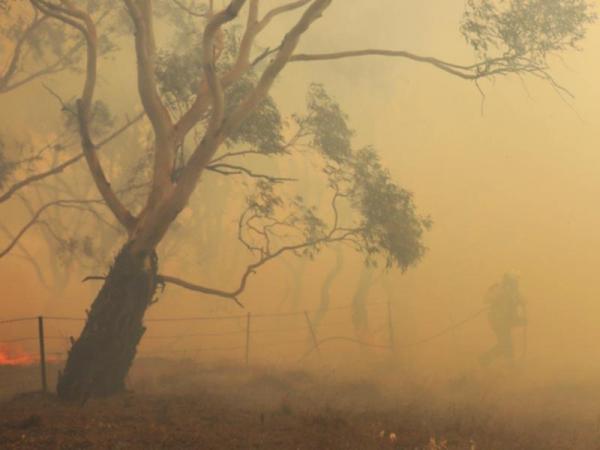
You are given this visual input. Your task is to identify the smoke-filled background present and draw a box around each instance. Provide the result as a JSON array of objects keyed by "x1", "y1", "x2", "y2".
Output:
[{"x1": 1, "y1": 0, "x2": 599, "y2": 387}]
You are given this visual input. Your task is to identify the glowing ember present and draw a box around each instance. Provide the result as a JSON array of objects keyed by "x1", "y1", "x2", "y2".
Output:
[{"x1": 0, "y1": 345, "x2": 36, "y2": 366}]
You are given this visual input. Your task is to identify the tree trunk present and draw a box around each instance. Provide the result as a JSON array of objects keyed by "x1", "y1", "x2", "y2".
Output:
[
  {"x1": 279, "y1": 256, "x2": 307, "y2": 310},
  {"x1": 313, "y1": 246, "x2": 344, "y2": 329},
  {"x1": 351, "y1": 267, "x2": 374, "y2": 334},
  {"x1": 57, "y1": 243, "x2": 158, "y2": 401}
]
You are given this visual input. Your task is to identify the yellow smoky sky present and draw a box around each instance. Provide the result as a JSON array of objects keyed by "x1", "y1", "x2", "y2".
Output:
[{"x1": 268, "y1": 0, "x2": 600, "y2": 378}]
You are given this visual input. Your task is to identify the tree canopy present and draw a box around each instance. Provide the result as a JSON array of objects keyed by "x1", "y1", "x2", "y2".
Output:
[{"x1": 0, "y1": 0, "x2": 595, "y2": 302}]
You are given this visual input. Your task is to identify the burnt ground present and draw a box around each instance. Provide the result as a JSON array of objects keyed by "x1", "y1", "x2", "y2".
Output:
[{"x1": 0, "y1": 359, "x2": 599, "y2": 449}]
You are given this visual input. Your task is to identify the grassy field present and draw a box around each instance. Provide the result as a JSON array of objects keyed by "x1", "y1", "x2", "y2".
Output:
[{"x1": 0, "y1": 358, "x2": 598, "y2": 449}]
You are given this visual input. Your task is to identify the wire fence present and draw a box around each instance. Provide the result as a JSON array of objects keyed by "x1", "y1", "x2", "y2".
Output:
[{"x1": 0, "y1": 300, "x2": 487, "y2": 396}]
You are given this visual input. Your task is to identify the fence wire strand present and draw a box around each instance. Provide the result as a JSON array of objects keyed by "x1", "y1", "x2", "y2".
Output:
[
  {"x1": 0, "y1": 302, "x2": 489, "y2": 374},
  {"x1": 0, "y1": 317, "x2": 37, "y2": 325}
]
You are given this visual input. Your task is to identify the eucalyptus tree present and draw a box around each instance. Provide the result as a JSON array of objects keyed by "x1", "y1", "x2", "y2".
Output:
[{"x1": 0, "y1": 0, "x2": 594, "y2": 401}]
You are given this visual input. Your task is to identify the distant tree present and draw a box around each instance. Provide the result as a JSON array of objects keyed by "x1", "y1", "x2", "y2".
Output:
[{"x1": 0, "y1": 0, "x2": 594, "y2": 401}]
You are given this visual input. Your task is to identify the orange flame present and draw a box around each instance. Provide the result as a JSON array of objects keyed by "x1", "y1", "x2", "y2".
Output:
[{"x1": 0, "y1": 344, "x2": 36, "y2": 366}]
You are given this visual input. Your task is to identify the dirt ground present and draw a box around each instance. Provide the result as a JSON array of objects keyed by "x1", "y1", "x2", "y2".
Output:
[{"x1": 1, "y1": 358, "x2": 599, "y2": 450}]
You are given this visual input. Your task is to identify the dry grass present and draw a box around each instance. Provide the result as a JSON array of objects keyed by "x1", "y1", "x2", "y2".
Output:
[{"x1": 0, "y1": 358, "x2": 599, "y2": 449}]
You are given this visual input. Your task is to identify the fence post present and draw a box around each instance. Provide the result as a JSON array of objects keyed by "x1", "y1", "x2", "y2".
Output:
[
  {"x1": 387, "y1": 301, "x2": 395, "y2": 351},
  {"x1": 37, "y1": 316, "x2": 47, "y2": 393},
  {"x1": 304, "y1": 311, "x2": 320, "y2": 355},
  {"x1": 245, "y1": 312, "x2": 251, "y2": 366}
]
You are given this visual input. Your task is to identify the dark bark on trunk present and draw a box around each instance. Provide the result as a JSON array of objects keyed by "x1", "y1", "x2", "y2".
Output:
[{"x1": 57, "y1": 244, "x2": 157, "y2": 401}]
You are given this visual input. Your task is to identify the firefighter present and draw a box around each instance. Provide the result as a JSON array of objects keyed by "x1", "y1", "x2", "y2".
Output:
[{"x1": 480, "y1": 273, "x2": 526, "y2": 366}]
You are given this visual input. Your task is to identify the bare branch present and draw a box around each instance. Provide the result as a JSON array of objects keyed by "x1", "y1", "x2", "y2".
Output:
[
  {"x1": 42, "y1": 82, "x2": 77, "y2": 115},
  {"x1": 203, "y1": 1, "x2": 248, "y2": 139},
  {"x1": 251, "y1": 46, "x2": 279, "y2": 67},
  {"x1": 129, "y1": 0, "x2": 332, "y2": 253},
  {"x1": 158, "y1": 228, "x2": 357, "y2": 303},
  {"x1": 0, "y1": 3, "x2": 101, "y2": 93},
  {"x1": 172, "y1": 0, "x2": 209, "y2": 18},
  {"x1": 289, "y1": 48, "x2": 555, "y2": 83},
  {"x1": 0, "y1": 223, "x2": 50, "y2": 287},
  {"x1": 0, "y1": 112, "x2": 143, "y2": 205},
  {"x1": 123, "y1": 0, "x2": 175, "y2": 202},
  {"x1": 0, "y1": 199, "x2": 103, "y2": 259},
  {"x1": 174, "y1": 0, "x2": 262, "y2": 141},
  {"x1": 223, "y1": 0, "x2": 333, "y2": 137},
  {"x1": 227, "y1": 0, "x2": 259, "y2": 79},
  {"x1": 82, "y1": 275, "x2": 106, "y2": 282},
  {"x1": 31, "y1": 0, "x2": 137, "y2": 231},
  {"x1": 172, "y1": 0, "x2": 250, "y2": 154},
  {"x1": 206, "y1": 163, "x2": 296, "y2": 183},
  {"x1": 169, "y1": 0, "x2": 256, "y2": 137},
  {"x1": 130, "y1": 0, "x2": 248, "y2": 252},
  {"x1": 256, "y1": 0, "x2": 311, "y2": 32},
  {"x1": 156, "y1": 274, "x2": 244, "y2": 306},
  {"x1": 209, "y1": 149, "x2": 268, "y2": 163},
  {"x1": 0, "y1": 10, "x2": 47, "y2": 92}
]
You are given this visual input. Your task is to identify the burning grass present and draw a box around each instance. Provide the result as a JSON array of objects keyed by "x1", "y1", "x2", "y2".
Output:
[{"x1": 0, "y1": 345, "x2": 36, "y2": 367}]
